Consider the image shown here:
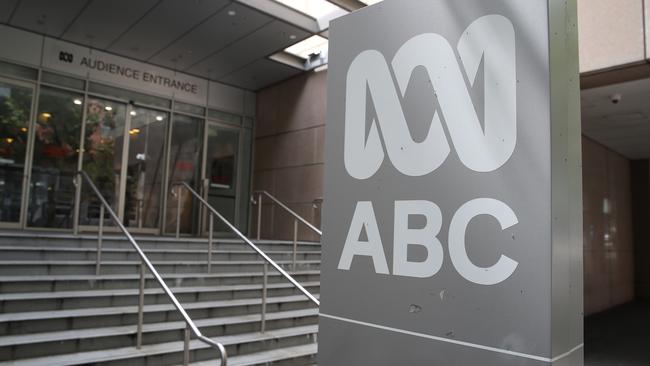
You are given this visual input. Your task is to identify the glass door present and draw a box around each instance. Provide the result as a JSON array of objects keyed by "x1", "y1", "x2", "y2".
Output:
[
  {"x1": 123, "y1": 107, "x2": 168, "y2": 232},
  {"x1": 27, "y1": 86, "x2": 83, "y2": 229},
  {"x1": 78, "y1": 98, "x2": 128, "y2": 228},
  {"x1": 165, "y1": 114, "x2": 202, "y2": 235},
  {"x1": 202, "y1": 122, "x2": 239, "y2": 234},
  {"x1": 0, "y1": 78, "x2": 34, "y2": 227}
]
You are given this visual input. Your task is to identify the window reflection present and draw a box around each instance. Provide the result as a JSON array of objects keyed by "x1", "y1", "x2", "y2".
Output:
[
  {"x1": 166, "y1": 114, "x2": 202, "y2": 234},
  {"x1": 79, "y1": 98, "x2": 126, "y2": 226},
  {"x1": 28, "y1": 87, "x2": 83, "y2": 228},
  {"x1": 125, "y1": 108, "x2": 167, "y2": 229},
  {"x1": 0, "y1": 81, "x2": 32, "y2": 223}
]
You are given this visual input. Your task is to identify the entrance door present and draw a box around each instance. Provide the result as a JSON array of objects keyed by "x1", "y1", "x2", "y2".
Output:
[
  {"x1": 0, "y1": 78, "x2": 34, "y2": 228},
  {"x1": 78, "y1": 98, "x2": 128, "y2": 228},
  {"x1": 202, "y1": 122, "x2": 239, "y2": 234},
  {"x1": 123, "y1": 107, "x2": 168, "y2": 232}
]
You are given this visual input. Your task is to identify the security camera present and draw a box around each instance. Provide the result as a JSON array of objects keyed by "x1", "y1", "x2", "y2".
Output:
[{"x1": 610, "y1": 94, "x2": 622, "y2": 105}]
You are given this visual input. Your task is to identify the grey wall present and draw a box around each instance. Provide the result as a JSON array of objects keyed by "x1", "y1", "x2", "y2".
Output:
[
  {"x1": 583, "y1": 136, "x2": 635, "y2": 315},
  {"x1": 252, "y1": 71, "x2": 326, "y2": 241},
  {"x1": 631, "y1": 159, "x2": 650, "y2": 300}
]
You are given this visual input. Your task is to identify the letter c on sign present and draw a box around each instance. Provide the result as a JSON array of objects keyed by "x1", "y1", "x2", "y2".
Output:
[{"x1": 448, "y1": 198, "x2": 519, "y2": 285}]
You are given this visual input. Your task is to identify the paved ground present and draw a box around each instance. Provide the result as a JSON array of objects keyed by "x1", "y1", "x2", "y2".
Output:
[{"x1": 585, "y1": 301, "x2": 650, "y2": 365}]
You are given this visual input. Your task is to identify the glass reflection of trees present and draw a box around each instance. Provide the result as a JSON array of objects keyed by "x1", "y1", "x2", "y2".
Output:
[
  {"x1": 80, "y1": 99, "x2": 125, "y2": 226},
  {"x1": 0, "y1": 82, "x2": 32, "y2": 222},
  {"x1": 28, "y1": 87, "x2": 83, "y2": 228}
]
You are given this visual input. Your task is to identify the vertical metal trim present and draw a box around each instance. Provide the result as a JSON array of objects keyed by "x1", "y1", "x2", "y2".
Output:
[
  {"x1": 118, "y1": 104, "x2": 133, "y2": 224},
  {"x1": 18, "y1": 74, "x2": 38, "y2": 229},
  {"x1": 73, "y1": 75, "x2": 91, "y2": 233}
]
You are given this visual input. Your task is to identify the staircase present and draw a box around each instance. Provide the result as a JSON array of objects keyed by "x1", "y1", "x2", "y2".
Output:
[{"x1": 0, "y1": 232, "x2": 321, "y2": 365}]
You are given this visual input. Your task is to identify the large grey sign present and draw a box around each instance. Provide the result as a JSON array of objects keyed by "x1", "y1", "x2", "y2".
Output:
[{"x1": 319, "y1": 0, "x2": 583, "y2": 365}]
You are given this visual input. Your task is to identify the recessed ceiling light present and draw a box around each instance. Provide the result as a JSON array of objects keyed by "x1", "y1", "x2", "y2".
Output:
[
  {"x1": 228, "y1": 10, "x2": 236, "y2": 16},
  {"x1": 104, "y1": 106, "x2": 112, "y2": 111},
  {"x1": 156, "y1": 116, "x2": 164, "y2": 121},
  {"x1": 73, "y1": 99, "x2": 82, "y2": 105},
  {"x1": 289, "y1": 34, "x2": 297, "y2": 40},
  {"x1": 130, "y1": 110, "x2": 137, "y2": 116}
]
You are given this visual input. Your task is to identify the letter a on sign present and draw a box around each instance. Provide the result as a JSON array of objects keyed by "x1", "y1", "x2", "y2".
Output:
[{"x1": 319, "y1": 0, "x2": 583, "y2": 365}]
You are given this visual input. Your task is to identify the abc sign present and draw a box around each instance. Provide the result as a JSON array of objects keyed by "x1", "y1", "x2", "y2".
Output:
[{"x1": 339, "y1": 15, "x2": 519, "y2": 285}]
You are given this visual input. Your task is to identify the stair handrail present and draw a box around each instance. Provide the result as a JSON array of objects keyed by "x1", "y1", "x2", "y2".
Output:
[
  {"x1": 251, "y1": 190, "x2": 322, "y2": 241},
  {"x1": 77, "y1": 170, "x2": 228, "y2": 366},
  {"x1": 173, "y1": 182, "x2": 320, "y2": 308}
]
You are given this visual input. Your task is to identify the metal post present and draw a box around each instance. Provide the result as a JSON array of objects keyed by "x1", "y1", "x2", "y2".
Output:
[
  {"x1": 261, "y1": 263, "x2": 268, "y2": 333},
  {"x1": 176, "y1": 186, "x2": 181, "y2": 239},
  {"x1": 207, "y1": 213, "x2": 213, "y2": 273},
  {"x1": 256, "y1": 192, "x2": 262, "y2": 240},
  {"x1": 96, "y1": 204, "x2": 104, "y2": 276},
  {"x1": 183, "y1": 322, "x2": 191, "y2": 365},
  {"x1": 292, "y1": 219, "x2": 298, "y2": 271},
  {"x1": 136, "y1": 262, "x2": 145, "y2": 349}
]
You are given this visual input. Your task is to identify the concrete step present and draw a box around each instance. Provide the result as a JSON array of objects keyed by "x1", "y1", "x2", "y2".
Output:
[
  {"x1": 0, "y1": 325, "x2": 318, "y2": 366},
  {"x1": 0, "y1": 260, "x2": 321, "y2": 275},
  {"x1": 0, "y1": 282, "x2": 321, "y2": 313},
  {"x1": 0, "y1": 232, "x2": 321, "y2": 252},
  {"x1": 0, "y1": 308, "x2": 319, "y2": 361},
  {"x1": 0, "y1": 294, "x2": 320, "y2": 335},
  {"x1": 0, "y1": 246, "x2": 322, "y2": 262},
  {"x1": 0, "y1": 271, "x2": 321, "y2": 293},
  {"x1": 186, "y1": 343, "x2": 317, "y2": 366}
]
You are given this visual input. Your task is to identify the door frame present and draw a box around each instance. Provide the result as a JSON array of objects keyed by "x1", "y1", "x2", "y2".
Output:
[
  {"x1": 75, "y1": 98, "x2": 132, "y2": 234},
  {"x1": 0, "y1": 75, "x2": 37, "y2": 230},
  {"x1": 200, "y1": 119, "x2": 242, "y2": 237}
]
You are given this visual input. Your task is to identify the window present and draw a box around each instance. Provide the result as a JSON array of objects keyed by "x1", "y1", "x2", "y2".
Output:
[{"x1": 285, "y1": 35, "x2": 329, "y2": 60}]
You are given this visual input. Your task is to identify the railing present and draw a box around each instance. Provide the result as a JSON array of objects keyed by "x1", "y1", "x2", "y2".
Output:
[
  {"x1": 251, "y1": 191, "x2": 322, "y2": 270},
  {"x1": 76, "y1": 171, "x2": 228, "y2": 366},
  {"x1": 172, "y1": 183, "x2": 320, "y2": 335}
]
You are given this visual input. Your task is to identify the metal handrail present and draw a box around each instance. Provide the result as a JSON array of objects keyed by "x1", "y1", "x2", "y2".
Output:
[
  {"x1": 252, "y1": 190, "x2": 322, "y2": 238},
  {"x1": 77, "y1": 171, "x2": 227, "y2": 366},
  {"x1": 173, "y1": 182, "x2": 320, "y2": 308}
]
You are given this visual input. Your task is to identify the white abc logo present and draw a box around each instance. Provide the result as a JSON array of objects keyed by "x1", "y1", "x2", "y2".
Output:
[{"x1": 344, "y1": 15, "x2": 517, "y2": 179}]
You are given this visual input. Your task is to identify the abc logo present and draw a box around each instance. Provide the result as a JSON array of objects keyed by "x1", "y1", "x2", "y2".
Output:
[
  {"x1": 338, "y1": 15, "x2": 520, "y2": 286},
  {"x1": 59, "y1": 51, "x2": 74, "y2": 63},
  {"x1": 344, "y1": 15, "x2": 516, "y2": 179}
]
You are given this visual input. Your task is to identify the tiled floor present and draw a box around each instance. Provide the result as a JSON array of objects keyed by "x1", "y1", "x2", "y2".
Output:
[{"x1": 585, "y1": 301, "x2": 650, "y2": 365}]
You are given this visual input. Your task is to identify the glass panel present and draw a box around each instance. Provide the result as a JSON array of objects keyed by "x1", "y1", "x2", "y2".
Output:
[
  {"x1": 27, "y1": 87, "x2": 83, "y2": 228},
  {"x1": 88, "y1": 82, "x2": 171, "y2": 109},
  {"x1": 175, "y1": 101, "x2": 205, "y2": 116},
  {"x1": 205, "y1": 124, "x2": 239, "y2": 232},
  {"x1": 0, "y1": 80, "x2": 33, "y2": 223},
  {"x1": 79, "y1": 98, "x2": 127, "y2": 226},
  {"x1": 0, "y1": 60, "x2": 38, "y2": 81},
  {"x1": 41, "y1": 71, "x2": 85, "y2": 90},
  {"x1": 166, "y1": 114, "x2": 202, "y2": 234},
  {"x1": 124, "y1": 108, "x2": 168, "y2": 229},
  {"x1": 207, "y1": 109, "x2": 241, "y2": 126}
]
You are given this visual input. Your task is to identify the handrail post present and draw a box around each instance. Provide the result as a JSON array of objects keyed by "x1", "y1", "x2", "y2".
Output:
[
  {"x1": 292, "y1": 219, "x2": 298, "y2": 271},
  {"x1": 137, "y1": 261, "x2": 145, "y2": 349},
  {"x1": 183, "y1": 322, "x2": 191, "y2": 365},
  {"x1": 96, "y1": 204, "x2": 104, "y2": 276},
  {"x1": 176, "y1": 186, "x2": 181, "y2": 239},
  {"x1": 208, "y1": 213, "x2": 213, "y2": 273},
  {"x1": 261, "y1": 262, "x2": 268, "y2": 333},
  {"x1": 256, "y1": 192, "x2": 262, "y2": 240}
]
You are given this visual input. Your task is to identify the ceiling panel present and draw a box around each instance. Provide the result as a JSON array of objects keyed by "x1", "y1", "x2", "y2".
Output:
[
  {"x1": 582, "y1": 77, "x2": 650, "y2": 159},
  {"x1": 108, "y1": 0, "x2": 230, "y2": 61},
  {"x1": 218, "y1": 58, "x2": 302, "y2": 90},
  {"x1": 10, "y1": 0, "x2": 88, "y2": 37},
  {"x1": 149, "y1": 2, "x2": 270, "y2": 71},
  {"x1": 62, "y1": 0, "x2": 158, "y2": 49},
  {"x1": 0, "y1": 0, "x2": 19, "y2": 23},
  {"x1": 188, "y1": 20, "x2": 309, "y2": 80}
]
